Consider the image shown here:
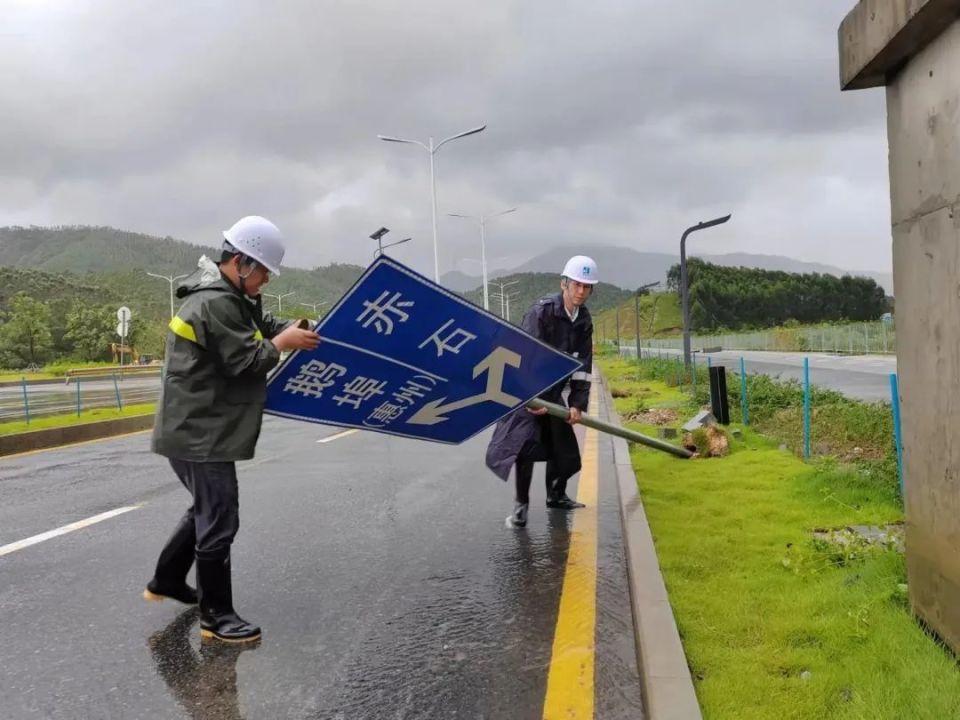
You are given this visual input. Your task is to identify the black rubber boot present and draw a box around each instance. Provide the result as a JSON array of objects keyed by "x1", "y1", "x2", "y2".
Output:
[
  {"x1": 197, "y1": 556, "x2": 261, "y2": 643},
  {"x1": 144, "y1": 511, "x2": 198, "y2": 605},
  {"x1": 505, "y1": 502, "x2": 529, "y2": 529},
  {"x1": 546, "y1": 491, "x2": 585, "y2": 510}
]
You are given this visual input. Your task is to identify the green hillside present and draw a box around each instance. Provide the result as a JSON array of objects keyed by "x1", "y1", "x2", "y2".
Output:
[
  {"x1": 460, "y1": 273, "x2": 634, "y2": 324},
  {"x1": 0, "y1": 266, "x2": 114, "y2": 311},
  {"x1": 0, "y1": 225, "x2": 365, "y2": 320},
  {"x1": 0, "y1": 225, "x2": 219, "y2": 275},
  {"x1": 593, "y1": 291, "x2": 683, "y2": 341}
]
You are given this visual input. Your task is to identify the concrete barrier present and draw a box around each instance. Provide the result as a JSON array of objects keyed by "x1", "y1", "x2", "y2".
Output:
[{"x1": 0, "y1": 413, "x2": 155, "y2": 457}]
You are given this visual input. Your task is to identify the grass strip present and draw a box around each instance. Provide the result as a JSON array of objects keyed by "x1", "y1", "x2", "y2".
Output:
[
  {"x1": 0, "y1": 403, "x2": 155, "y2": 437},
  {"x1": 599, "y1": 357, "x2": 960, "y2": 719}
]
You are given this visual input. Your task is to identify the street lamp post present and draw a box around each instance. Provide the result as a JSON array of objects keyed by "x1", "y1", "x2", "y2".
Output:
[
  {"x1": 299, "y1": 301, "x2": 328, "y2": 318},
  {"x1": 680, "y1": 215, "x2": 731, "y2": 367},
  {"x1": 371, "y1": 232, "x2": 412, "y2": 259},
  {"x1": 369, "y1": 227, "x2": 411, "y2": 259},
  {"x1": 635, "y1": 281, "x2": 661, "y2": 360},
  {"x1": 489, "y1": 279, "x2": 519, "y2": 318},
  {"x1": 492, "y1": 290, "x2": 521, "y2": 323},
  {"x1": 448, "y1": 207, "x2": 517, "y2": 311},
  {"x1": 378, "y1": 125, "x2": 487, "y2": 282},
  {"x1": 264, "y1": 291, "x2": 296, "y2": 317},
  {"x1": 146, "y1": 271, "x2": 189, "y2": 320}
]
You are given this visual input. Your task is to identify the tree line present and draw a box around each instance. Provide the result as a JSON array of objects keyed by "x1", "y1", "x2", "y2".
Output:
[
  {"x1": 666, "y1": 259, "x2": 889, "y2": 332},
  {"x1": 0, "y1": 293, "x2": 166, "y2": 369}
]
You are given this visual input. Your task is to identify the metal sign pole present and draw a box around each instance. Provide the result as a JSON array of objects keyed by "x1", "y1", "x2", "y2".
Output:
[{"x1": 526, "y1": 398, "x2": 693, "y2": 459}]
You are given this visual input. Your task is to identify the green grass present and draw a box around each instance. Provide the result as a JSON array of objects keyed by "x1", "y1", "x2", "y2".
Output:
[
  {"x1": 593, "y1": 290, "x2": 683, "y2": 339},
  {"x1": 0, "y1": 403, "x2": 155, "y2": 436},
  {"x1": 599, "y1": 357, "x2": 960, "y2": 719},
  {"x1": 0, "y1": 360, "x2": 121, "y2": 383}
]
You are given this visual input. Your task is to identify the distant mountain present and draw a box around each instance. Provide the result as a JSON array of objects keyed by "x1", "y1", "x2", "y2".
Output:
[
  {"x1": 441, "y1": 245, "x2": 894, "y2": 295},
  {"x1": 440, "y1": 269, "x2": 484, "y2": 293},
  {"x1": 0, "y1": 225, "x2": 219, "y2": 275},
  {"x1": 0, "y1": 225, "x2": 365, "y2": 319},
  {"x1": 459, "y1": 272, "x2": 633, "y2": 324}
]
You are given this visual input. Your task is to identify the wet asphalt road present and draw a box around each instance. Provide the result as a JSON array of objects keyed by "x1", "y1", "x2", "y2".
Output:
[{"x1": 0, "y1": 390, "x2": 643, "y2": 719}]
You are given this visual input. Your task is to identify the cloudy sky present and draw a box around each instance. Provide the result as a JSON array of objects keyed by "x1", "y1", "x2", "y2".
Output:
[{"x1": 0, "y1": 1, "x2": 890, "y2": 276}]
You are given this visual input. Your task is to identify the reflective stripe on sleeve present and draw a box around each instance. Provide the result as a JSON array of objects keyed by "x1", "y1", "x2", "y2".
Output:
[
  {"x1": 168, "y1": 316, "x2": 198, "y2": 343},
  {"x1": 571, "y1": 371, "x2": 591, "y2": 381}
]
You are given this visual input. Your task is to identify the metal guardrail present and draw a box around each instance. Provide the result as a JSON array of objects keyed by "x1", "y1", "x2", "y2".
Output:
[
  {"x1": 623, "y1": 319, "x2": 896, "y2": 356},
  {"x1": 0, "y1": 382, "x2": 160, "y2": 423},
  {"x1": 63, "y1": 366, "x2": 161, "y2": 383}
]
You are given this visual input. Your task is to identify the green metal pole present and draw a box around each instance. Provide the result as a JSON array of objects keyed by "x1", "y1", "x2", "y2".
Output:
[
  {"x1": 21, "y1": 377, "x2": 30, "y2": 425},
  {"x1": 634, "y1": 294, "x2": 641, "y2": 361},
  {"x1": 113, "y1": 372, "x2": 123, "y2": 410},
  {"x1": 526, "y1": 398, "x2": 693, "y2": 459}
]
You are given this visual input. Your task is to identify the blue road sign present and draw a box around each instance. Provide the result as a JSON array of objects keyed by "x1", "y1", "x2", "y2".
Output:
[{"x1": 265, "y1": 256, "x2": 582, "y2": 444}]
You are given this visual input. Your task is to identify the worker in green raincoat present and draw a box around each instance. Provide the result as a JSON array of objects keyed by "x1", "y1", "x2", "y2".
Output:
[{"x1": 144, "y1": 215, "x2": 320, "y2": 643}]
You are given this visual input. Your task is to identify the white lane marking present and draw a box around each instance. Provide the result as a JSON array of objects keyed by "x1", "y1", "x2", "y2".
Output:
[
  {"x1": 317, "y1": 429, "x2": 359, "y2": 444},
  {"x1": 0, "y1": 505, "x2": 142, "y2": 558}
]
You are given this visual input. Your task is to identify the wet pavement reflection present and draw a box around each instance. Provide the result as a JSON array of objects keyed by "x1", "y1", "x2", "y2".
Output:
[
  {"x1": 1, "y1": 412, "x2": 643, "y2": 719},
  {"x1": 149, "y1": 609, "x2": 260, "y2": 720}
]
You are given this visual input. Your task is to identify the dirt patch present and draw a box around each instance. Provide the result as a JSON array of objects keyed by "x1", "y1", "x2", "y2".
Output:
[
  {"x1": 683, "y1": 425, "x2": 730, "y2": 458},
  {"x1": 625, "y1": 408, "x2": 678, "y2": 425}
]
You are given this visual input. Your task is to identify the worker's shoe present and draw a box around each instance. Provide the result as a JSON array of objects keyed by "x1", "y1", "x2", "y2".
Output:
[
  {"x1": 144, "y1": 578, "x2": 198, "y2": 605},
  {"x1": 546, "y1": 493, "x2": 585, "y2": 510},
  {"x1": 505, "y1": 502, "x2": 529, "y2": 529},
  {"x1": 145, "y1": 511, "x2": 198, "y2": 604},
  {"x1": 197, "y1": 557, "x2": 261, "y2": 643}
]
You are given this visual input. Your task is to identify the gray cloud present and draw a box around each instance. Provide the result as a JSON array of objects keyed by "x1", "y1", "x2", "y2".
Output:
[{"x1": 0, "y1": 0, "x2": 891, "y2": 277}]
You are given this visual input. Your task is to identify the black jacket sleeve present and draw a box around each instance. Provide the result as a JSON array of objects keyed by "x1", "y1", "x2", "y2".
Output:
[{"x1": 568, "y1": 318, "x2": 593, "y2": 411}]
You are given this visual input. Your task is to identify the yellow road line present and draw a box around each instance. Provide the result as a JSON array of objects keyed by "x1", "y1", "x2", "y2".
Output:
[
  {"x1": 0, "y1": 428, "x2": 152, "y2": 460},
  {"x1": 542, "y1": 394, "x2": 600, "y2": 720}
]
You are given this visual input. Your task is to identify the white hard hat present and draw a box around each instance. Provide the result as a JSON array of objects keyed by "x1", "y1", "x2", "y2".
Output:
[
  {"x1": 221, "y1": 215, "x2": 285, "y2": 275},
  {"x1": 561, "y1": 255, "x2": 598, "y2": 285}
]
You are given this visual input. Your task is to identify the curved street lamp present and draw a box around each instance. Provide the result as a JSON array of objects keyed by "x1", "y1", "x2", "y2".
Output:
[{"x1": 680, "y1": 214, "x2": 731, "y2": 367}]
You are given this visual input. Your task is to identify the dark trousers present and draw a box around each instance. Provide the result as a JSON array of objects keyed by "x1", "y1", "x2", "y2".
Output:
[
  {"x1": 514, "y1": 415, "x2": 582, "y2": 504},
  {"x1": 152, "y1": 459, "x2": 240, "y2": 586}
]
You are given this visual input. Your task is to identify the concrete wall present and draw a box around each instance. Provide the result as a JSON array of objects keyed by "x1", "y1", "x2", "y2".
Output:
[{"x1": 885, "y1": 18, "x2": 960, "y2": 650}]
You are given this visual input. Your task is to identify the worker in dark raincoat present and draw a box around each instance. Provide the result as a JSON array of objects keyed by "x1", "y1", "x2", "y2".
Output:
[
  {"x1": 144, "y1": 215, "x2": 320, "y2": 643},
  {"x1": 486, "y1": 255, "x2": 597, "y2": 528}
]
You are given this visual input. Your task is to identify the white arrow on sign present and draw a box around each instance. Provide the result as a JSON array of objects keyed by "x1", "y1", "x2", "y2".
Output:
[{"x1": 407, "y1": 346, "x2": 522, "y2": 426}]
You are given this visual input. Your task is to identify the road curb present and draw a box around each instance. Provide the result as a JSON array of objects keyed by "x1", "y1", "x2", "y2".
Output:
[
  {"x1": 0, "y1": 414, "x2": 155, "y2": 457},
  {"x1": 0, "y1": 378, "x2": 66, "y2": 388},
  {"x1": 599, "y1": 372, "x2": 702, "y2": 720}
]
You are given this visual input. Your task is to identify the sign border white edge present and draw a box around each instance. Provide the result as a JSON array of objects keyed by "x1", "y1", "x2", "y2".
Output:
[{"x1": 263, "y1": 255, "x2": 584, "y2": 444}]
